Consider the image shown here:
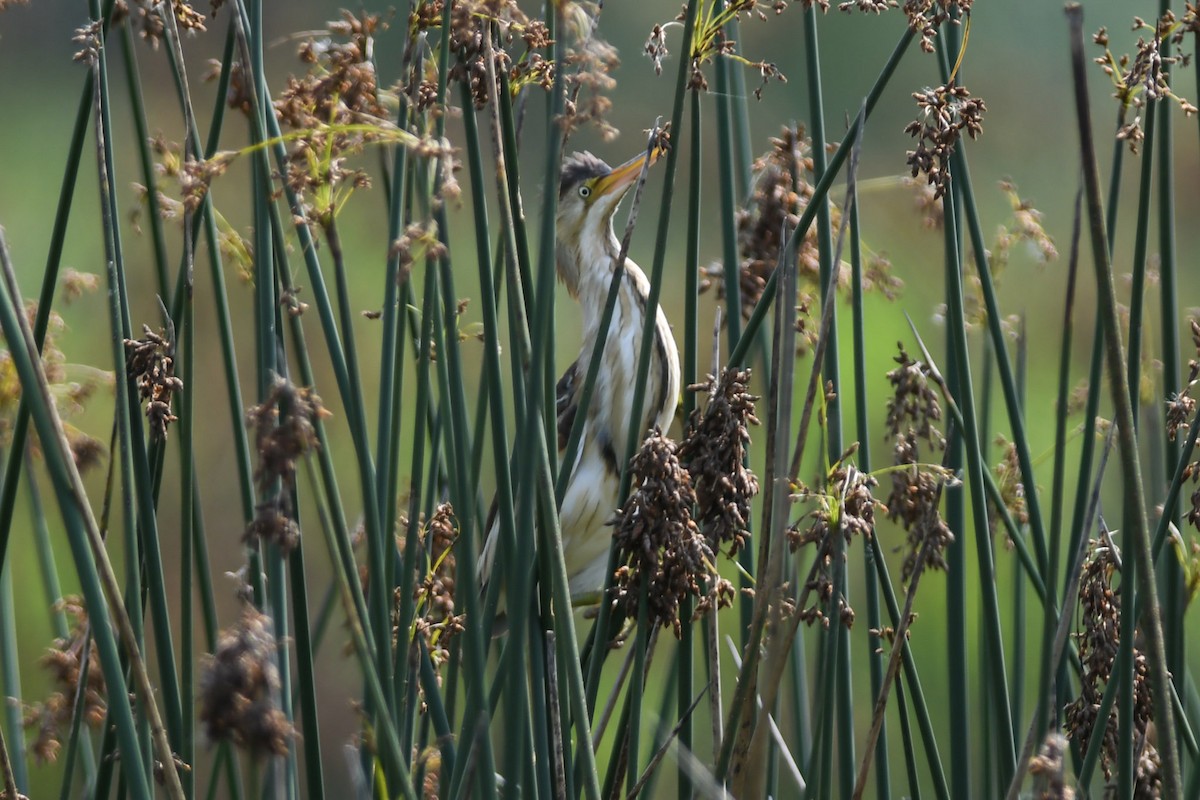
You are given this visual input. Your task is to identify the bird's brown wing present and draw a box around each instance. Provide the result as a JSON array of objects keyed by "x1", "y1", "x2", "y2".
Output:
[{"x1": 556, "y1": 359, "x2": 581, "y2": 454}]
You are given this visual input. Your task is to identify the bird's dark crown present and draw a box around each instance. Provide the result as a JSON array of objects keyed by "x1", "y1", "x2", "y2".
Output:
[{"x1": 559, "y1": 151, "x2": 611, "y2": 198}]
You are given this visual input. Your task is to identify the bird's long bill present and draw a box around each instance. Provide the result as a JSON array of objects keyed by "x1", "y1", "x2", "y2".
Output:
[{"x1": 592, "y1": 145, "x2": 664, "y2": 198}]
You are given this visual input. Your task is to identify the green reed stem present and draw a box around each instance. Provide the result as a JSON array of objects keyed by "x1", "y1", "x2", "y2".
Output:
[
  {"x1": 849, "y1": 175, "x2": 889, "y2": 800},
  {"x1": 1154, "y1": 12, "x2": 1184, "y2": 694},
  {"x1": 0, "y1": 229, "x2": 160, "y2": 798},
  {"x1": 866, "y1": 482, "x2": 951, "y2": 800},
  {"x1": 179, "y1": 229, "x2": 196, "y2": 800},
  {"x1": 428, "y1": 215, "x2": 498, "y2": 799},
  {"x1": 0, "y1": 560, "x2": 25, "y2": 794},
  {"x1": 942, "y1": 171, "x2": 1017, "y2": 786},
  {"x1": 0, "y1": 0, "x2": 117, "y2": 575},
  {"x1": 714, "y1": 46, "x2": 743, "y2": 354},
  {"x1": 942, "y1": 184, "x2": 971, "y2": 800},
  {"x1": 728, "y1": 26, "x2": 915, "y2": 369},
  {"x1": 726, "y1": 230, "x2": 796, "y2": 798},
  {"x1": 119, "y1": 27, "x2": 170, "y2": 299},
  {"x1": 287, "y1": 517, "x2": 325, "y2": 800},
  {"x1": 91, "y1": 18, "x2": 188, "y2": 786},
  {"x1": 458, "y1": 74, "x2": 528, "y2": 793},
  {"x1": 583, "y1": 0, "x2": 699, "y2": 723},
  {"x1": 231, "y1": 0, "x2": 391, "y2": 689},
  {"x1": 1066, "y1": 9, "x2": 1182, "y2": 794},
  {"x1": 678, "y1": 85, "x2": 703, "y2": 800}
]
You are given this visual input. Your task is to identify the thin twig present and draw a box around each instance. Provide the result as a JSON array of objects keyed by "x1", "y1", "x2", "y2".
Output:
[
  {"x1": 0, "y1": 720, "x2": 18, "y2": 800},
  {"x1": 624, "y1": 688, "x2": 710, "y2": 800}
]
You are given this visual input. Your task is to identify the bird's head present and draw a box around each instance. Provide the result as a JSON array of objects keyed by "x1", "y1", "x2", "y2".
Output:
[{"x1": 555, "y1": 147, "x2": 661, "y2": 296}]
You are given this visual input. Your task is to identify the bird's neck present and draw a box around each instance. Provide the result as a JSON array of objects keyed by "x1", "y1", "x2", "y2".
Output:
[
  {"x1": 573, "y1": 237, "x2": 650, "y2": 341},
  {"x1": 566, "y1": 227, "x2": 678, "y2": 440}
]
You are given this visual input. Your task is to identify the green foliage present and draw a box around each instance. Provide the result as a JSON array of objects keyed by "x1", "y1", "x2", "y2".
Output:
[{"x1": 0, "y1": 1, "x2": 1199, "y2": 799}]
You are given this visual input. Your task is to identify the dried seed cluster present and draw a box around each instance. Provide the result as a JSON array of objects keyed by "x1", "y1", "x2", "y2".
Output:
[
  {"x1": 612, "y1": 429, "x2": 732, "y2": 638},
  {"x1": 0, "y1": 302, "x2": 105, "y2": 470},
  {"x1": 1094, "y1": 13, "x2": 1199, "y2": 154},
  {"x1": 990, "y1": 434, "x2": 1026, "y2": 542},
  {"x1": 22, "y1": 597, "x2": 107, "y2": 765},
  {"x1": 957, "y1": 181, "x2": 1057, "y2": 331},
  {"x1": 1027, "y1": 733, "x2": 1074, "y2": 800},
  {"x1": 640, "y1": 0, "x2": 790, "y2": 99},
  {"x1": 1171, "y1": 321, "x2": 1200, "y2": 531},
  {"x1": 244, "y1": 377, "x2": 328, "y2": 552},
  {"x1": 729, "y1": 126, "x2": 824, "y2": 321},
  {"x1": 406, "y1": 503, "x2": 465, "y2": 673},
  {"x1": 71, "y1": 21, "x2": 103, "y2": 67},
  {"x1": 884, "y1": 345, "x2": 956, "y2": 582},
  {"x1": 990, "y1": 180, "x2": 1059, "y2": 268},
  {"x1": 702, "y1": 126, "x2": 902, "y2": 343},
  {"x1": 789, "y1": 457, "x2": 881, "y2": 627},
  {"x1": 905, "y1": 83, "x2": 986, "y2": 199},
  {"x1": 125, "y1": 324, "x2": 183, "y2": 440},
  {"x1": 902, "y1": 0, "x2": 973, "y2": 53},
  {"x1": 113, "y1": 0, "x2": 207, "y2": 49},
  {"x1": 199, "y1": 607, "x2": 295, "y2": 757},
  {"x1": 559, "y1": 4, "x2": 621, "y2": 142},
  {"x1": 1063, "y1": 540, "x2": 1160, "y2": 793},
  {"x1": 177, "y1": 151, "x2": 235, "y2": 213},
  {"x1": 701, "y1": 128, "x2": 821, "y2": 333},
  {"x1": 679, "y1": 368, "x2": 761, "y2": 557},
  {"x1": 442, "y1": 2, "x2": 551, "y2": 109},
  {"x1": 274, "y1": 11, "x2": 387, "y2": 223},
  {"x1": 836, "y1": 0, "x2": 973, "y2": 53}
]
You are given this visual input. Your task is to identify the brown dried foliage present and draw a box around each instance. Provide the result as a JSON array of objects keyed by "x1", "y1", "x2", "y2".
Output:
[
  {"x1": 1063, "y1": 540, "x2": 1160, "y2": 793},
  {"x1": 22, "y1": 597, "x2": 107, "y2": 765},
  {"x1": 125, "y1": 324, "x2": 183, "y2": 440},
  {"x1": 905, "y1": 83, "x2": 986, "y2": 199},
  {"x1": 1094, "y1": 13, "x2": 1199, "y2": 153},
  {"x1": 883, "y1": 345, "x2": 955, "y2": 581},
  {"x1": 1028, "y1": 733, "x2": 1075, "y2": 800},
  {"x1": 612, "y1": 429, "x2": 732, "y2": 638},
  {"x1": 1172, "y1": 321, "x2": 1200, "y2": 531},
  {"x1": 790, "y1": 457, "x2": 880, "y2": 627},
  {"x1": 405, "y1": 503, "x2": 465, "y2": 676},
  {"x1": 199, "y1": 607, "x2": 295, "y2": 757},
  {"x1": 243, "y1": 377, "x2": 328, "y2": 552},
  {"x1": 679, "y1": 367, "x2": 760, "y2": 557}
]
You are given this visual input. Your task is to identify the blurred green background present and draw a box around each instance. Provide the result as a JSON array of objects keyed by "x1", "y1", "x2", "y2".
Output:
[{"x1": 1, "y1": 0, "x2": 1198, "y2": 796}]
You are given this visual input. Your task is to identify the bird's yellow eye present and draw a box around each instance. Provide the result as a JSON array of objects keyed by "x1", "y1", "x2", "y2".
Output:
[{"x1": 578, "y1": 184, "x2": 591, "y2": 198}]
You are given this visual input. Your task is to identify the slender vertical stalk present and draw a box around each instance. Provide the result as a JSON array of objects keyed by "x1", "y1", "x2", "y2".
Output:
[
  {"x1": 179, "y1": 221, "x2": 196, "y2": 800},
  {"x1": 1066, "y1": 9, "x2": 1182, "y2": 795},
  {"x1": 0, "y1": 0, "x2": 118, "y2": 575},
  {"x1": 585, "y1": 0, "x2": 701, "y2": 712},
  {"x1": 1155, "y1": 0, "x2": 1184, "y2": 703},
  {"x1": 0, "y1": 560, "x2": 26, "y2": 794},
  {"x1": 678, "y1": 85, "x2": 703, "y2": 800},
  {"x1": 941, "y1": 164, "x2": 1016, "y2": 787},
  {"x1": 728, "y1": 27, "x2": 916, "y2": 368},
  {"x1": 849, "y1": 170, "x2": 889, "y2": 800},
  {"x1": 0, "y1": 229, "x2": 166, "y2": 799}
]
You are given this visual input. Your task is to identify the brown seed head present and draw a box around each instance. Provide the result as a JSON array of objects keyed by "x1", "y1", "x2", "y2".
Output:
[
  {"x1": 199, "y1": 607, "x2": 294, "y2": 757},
  {"x1": 612, "y1": 429, "x2": 719, "y2": 638},
  {"x1": 679, "y1": 367, "x2": 760, "y2": 557}
]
